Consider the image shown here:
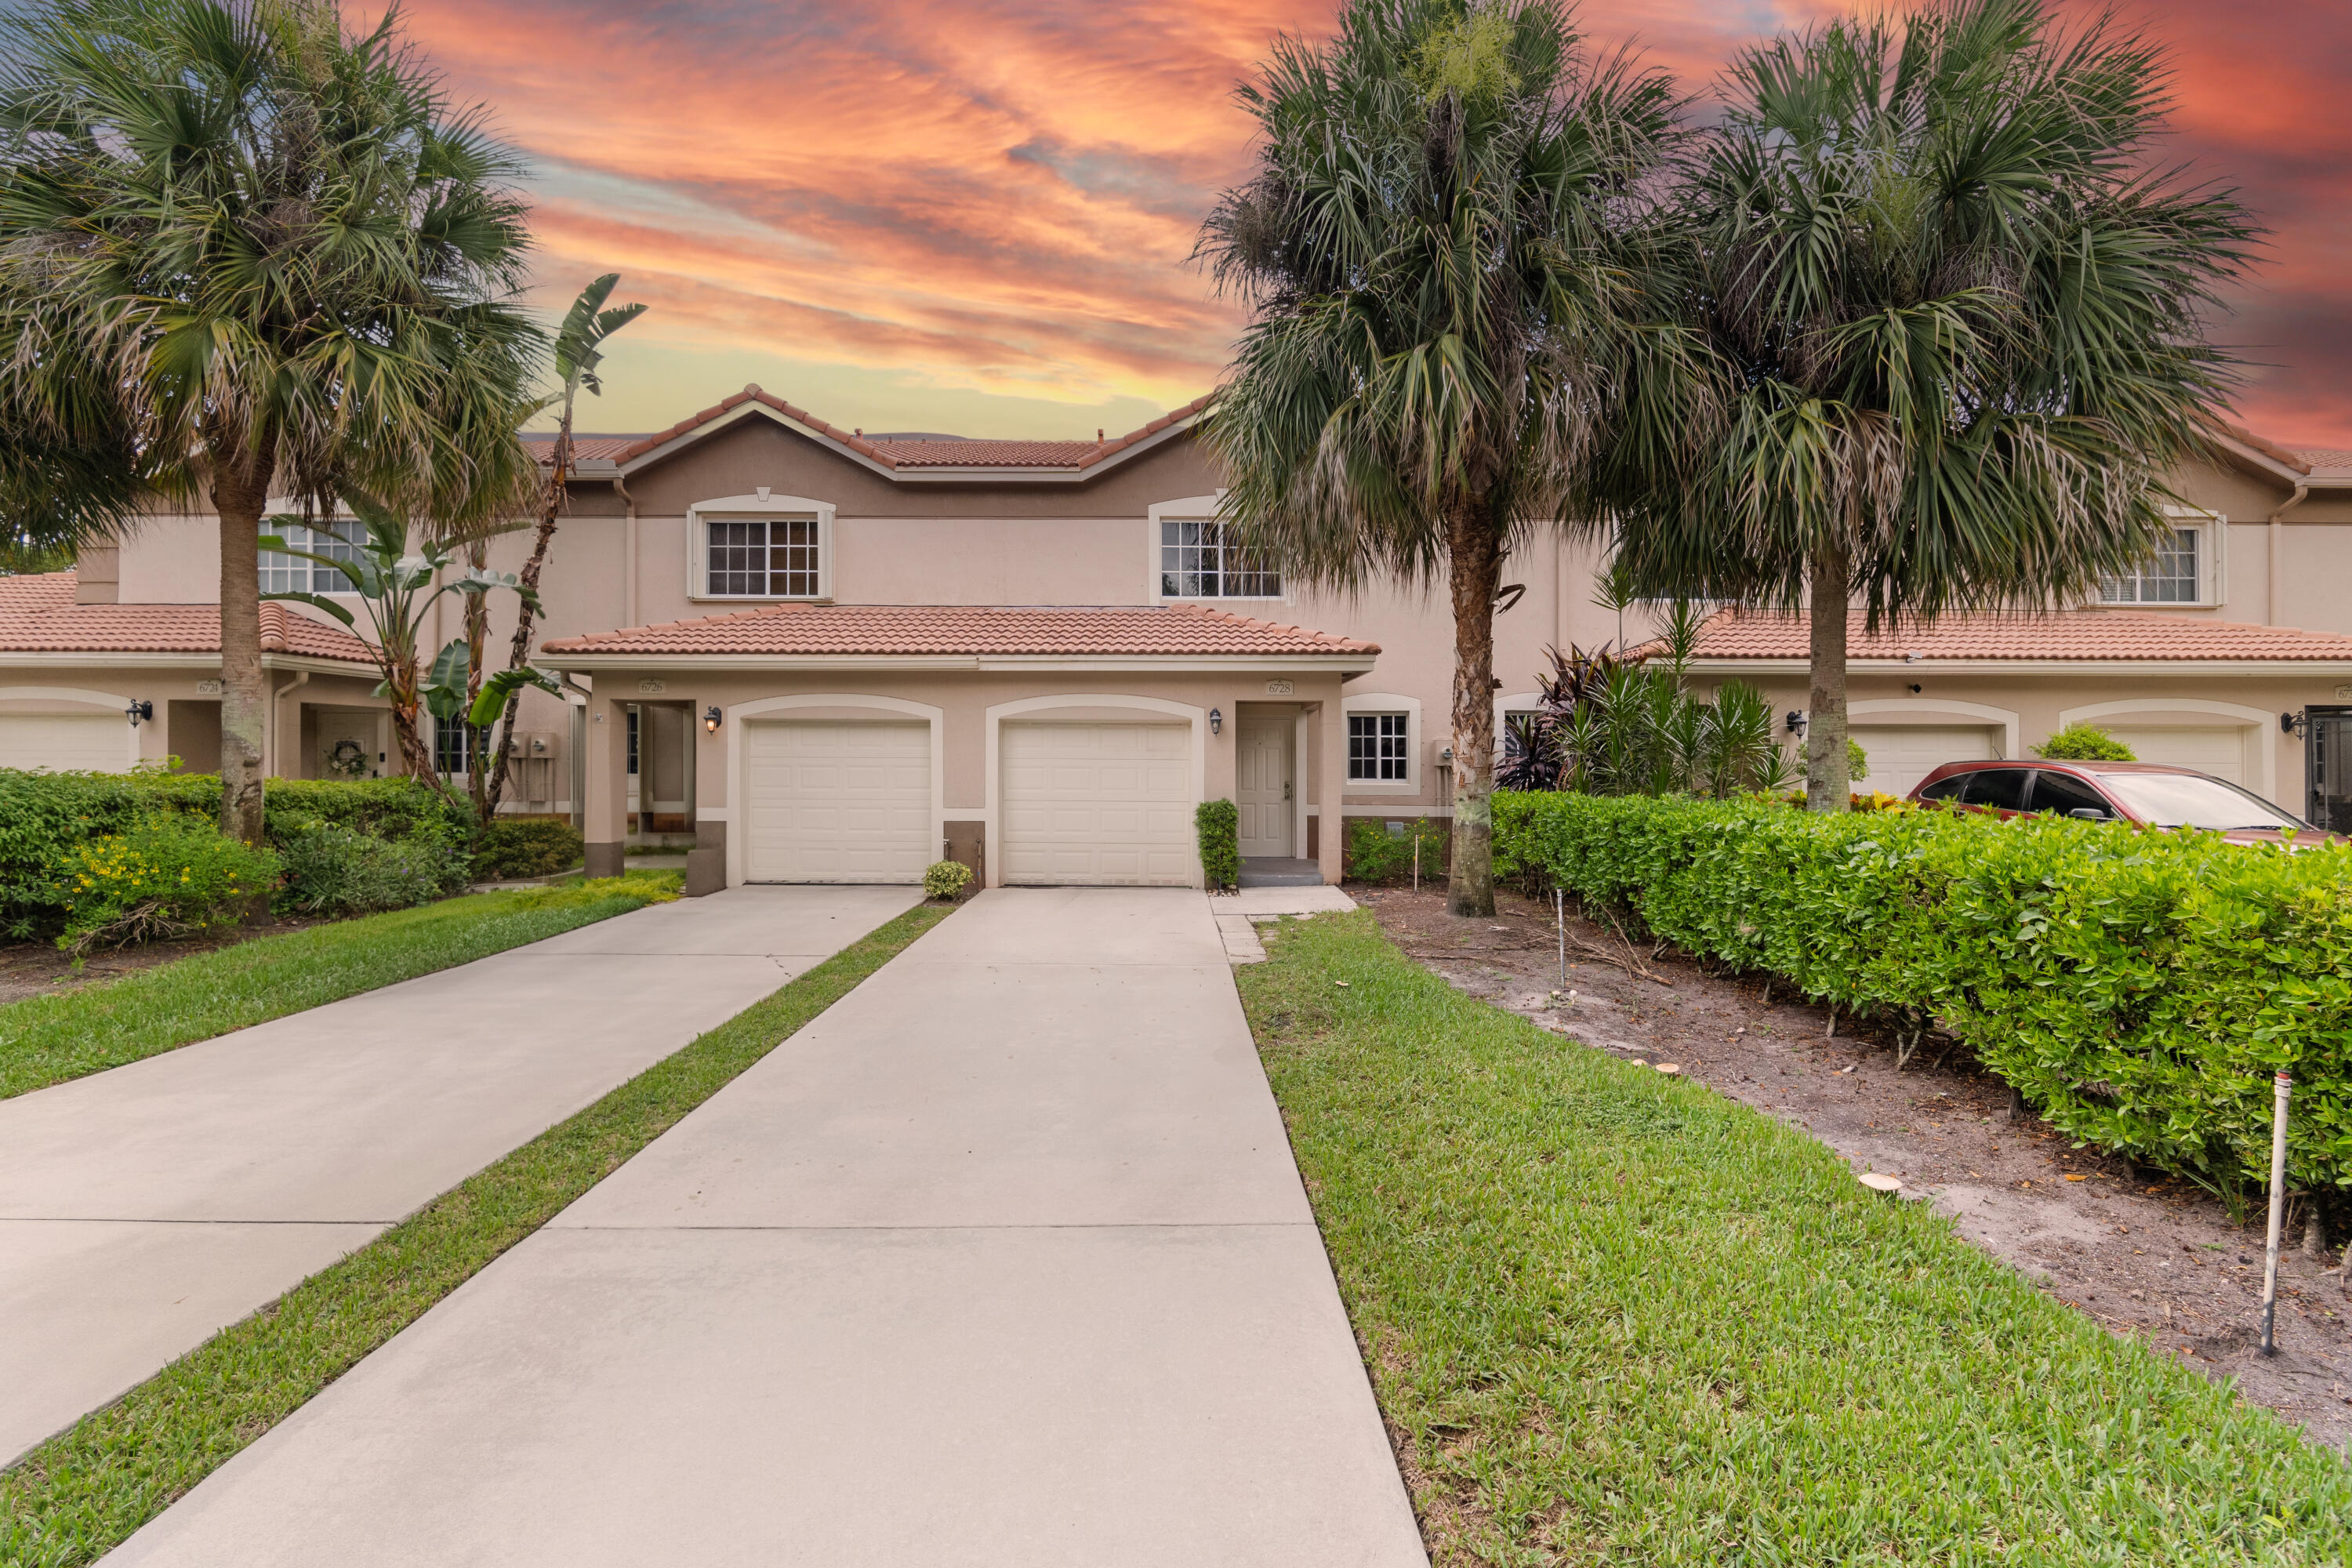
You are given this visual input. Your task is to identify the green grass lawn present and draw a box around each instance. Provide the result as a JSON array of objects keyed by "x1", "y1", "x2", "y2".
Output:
[
  {"x1": 1239, "y1": 911, "x2": 2351, "y2": 1566},
  {"x1": 0, "y1": 898, "x2": 952, "y2": 1566},
  {"x1": 0, "y1": 873, "x2": 682, "y2": 1101}
]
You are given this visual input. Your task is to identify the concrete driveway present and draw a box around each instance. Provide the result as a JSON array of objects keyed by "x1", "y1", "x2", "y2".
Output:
[
  {"x1": 0, "y1": 884, "x2": 920, "y2": 1466},
  {"x1": 103, "y1": 889, "x2": 1428, "y2": 1567}
]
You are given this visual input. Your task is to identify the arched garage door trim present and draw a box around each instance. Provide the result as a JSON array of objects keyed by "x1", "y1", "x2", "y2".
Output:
[
  {"x1": 723, "y1": 693, "x2": 944, "y2": 888},
  {"x1": 985, "y1": 694, "x2": 1207, "y2": 889},
  {"x1": 2056, "y1": 697, "x2": 2274, "y2": 803}
]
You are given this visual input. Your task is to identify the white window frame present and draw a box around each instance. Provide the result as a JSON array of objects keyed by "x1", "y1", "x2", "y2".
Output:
[
  {"x1": 258, "y1": 517, "x2": 367, "y2": 597},
  {"x1": 1341, "y1": 693, "x2": 1421, "y2": 794},
  {"x1": 686, "y1": 492, "x2": 836, "y2": 603},
  {"x1": 2095, "y1": 506, "x2": 2224, "y2": 609},
  {"x1": 1146, "y1": 493, "x2": 1286, "y2": 604}
]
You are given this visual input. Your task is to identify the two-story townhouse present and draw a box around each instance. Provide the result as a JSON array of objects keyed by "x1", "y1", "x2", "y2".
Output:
[{"x1": 6, "y1": 391, "x2": 2350, "y2": 890}]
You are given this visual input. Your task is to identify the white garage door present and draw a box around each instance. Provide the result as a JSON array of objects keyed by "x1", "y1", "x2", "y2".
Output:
[
  {"x1": 742, "y1": 721, "x2": 931, "y2": 883},
  {"x1": 0, "y1": 713, "x2": 129, "y2": 774},
  {"x1": 2102, "y1": 726, "x2": 2247, "y2": 785},
  {"x1": 1000, "y1": 723, "x2": 1192, "y2": 886},
  {"x1": 1851, "y1": 724, "x2": 1999, "y2": 798}
]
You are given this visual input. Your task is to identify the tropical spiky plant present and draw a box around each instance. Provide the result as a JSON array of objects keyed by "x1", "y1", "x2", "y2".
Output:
[
  {"x1": 0, "y1": 0, "x2": 541, "y2": 844},
  {"x1": 1197, "y1": 0, "x2": 1686, "y2": 915},
  {"x1": 1604, "y1": 0, "x2": 2257, "y2": 810}
]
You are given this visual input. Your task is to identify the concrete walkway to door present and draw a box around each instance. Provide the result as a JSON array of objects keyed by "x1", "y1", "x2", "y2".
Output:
[
  {"x1": 102, "y1": 889, "x2": 1429, "y2": 1568},
  {"x1": 0, "y1": 884, "x2": 920, "y2": 1467}
]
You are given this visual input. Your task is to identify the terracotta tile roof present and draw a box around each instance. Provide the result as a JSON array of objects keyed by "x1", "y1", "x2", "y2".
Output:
[
  {"x1": 0, "y1": 572, "x2": 377, "y2": 663},
  {"x1": 2292, "y1": 448, "x2": 2352, "y2": 470},
  {"x1": 573, "y1": 387, "x2": 1212, "y2": 472},
  {"x1": 541, "y1": 601, "x2": 1376, "y2": 659},
  {"x1": 519, "y1": 434, "x2": 648, "y2": 462},
  {"x1": 1682, "y1": 607, "x2": 2352, "y2": 662}
]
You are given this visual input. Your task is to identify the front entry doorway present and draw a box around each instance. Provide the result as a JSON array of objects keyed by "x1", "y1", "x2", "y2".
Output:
[{"x1": 1236, "y1": 720, "x2": 1293, "y2": 858}]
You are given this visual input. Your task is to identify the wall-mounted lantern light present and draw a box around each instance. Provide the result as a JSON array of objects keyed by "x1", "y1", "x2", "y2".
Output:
[
  {"x1": 1784, "y1": 710, "x2": 1807, "y2": 738},
  {"x1": 2283, "y1": 710, "x2": 2308, "y2": 738},
  {"x1": 703, "y1": 706, "x2": 723, "y2": 735},
  {"x1": 125, "y1": 699, "x2": 153, "y2": 727},
  {"x1": 1208, "y1": 706, "x2": 1222, "y2": 735}
]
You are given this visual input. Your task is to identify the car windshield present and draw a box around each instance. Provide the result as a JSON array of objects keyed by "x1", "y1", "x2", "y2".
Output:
[{"x1": 2093, "y1": 773, "x2": 2306, "y2": 832}]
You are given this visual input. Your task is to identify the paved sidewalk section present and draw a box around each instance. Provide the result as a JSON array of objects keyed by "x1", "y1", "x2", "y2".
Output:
[
  {"x1": 106, "y1": 889, "x2": 1428, "y2": 1567},
  {"x1": 0, "y1": 885, "x2": 920, "y2": 1465},
  {"x1": 1214, "y1": 884, "x2": 1358, "y2": 964}
]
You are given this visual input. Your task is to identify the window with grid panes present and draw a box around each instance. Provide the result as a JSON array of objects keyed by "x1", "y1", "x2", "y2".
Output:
[
  {"x1": 258, "y1": 519, "x2": 365, "y2": 594},
  {"x1": 434, "y1": 716, "x2": 474, "y2": 776},
  {"x1": 706, "y1": 517, "x2": 822, "y2": 597},
  {"x1": 1159, "y1": 518, "x2": 1280, "y2": 598},
  {"x1": 1348, "y1": 713, "x2": 1409, "y2": 781},
  {"x1": 2099, "y1": 526, "x2": 2202, "y2": 604}
]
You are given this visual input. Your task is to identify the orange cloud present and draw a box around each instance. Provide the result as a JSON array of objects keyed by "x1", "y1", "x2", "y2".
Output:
[{"x1": 390, "y1": 0, "x2": 2352, "y2": 447}]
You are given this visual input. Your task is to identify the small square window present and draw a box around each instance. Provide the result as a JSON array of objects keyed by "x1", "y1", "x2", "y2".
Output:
[
  {"x1": 707, "y1": 517, "x2": 822, "y2": 597},
  {"x1": 1160, "y1": 518, "x2": 1279, "y2": 599},
  {"x1": 2100, "y1": 526, "x2": 2202, "y2": 604},
  {"x1": 1348, "y1": 713, "x2": 1410, "y2": 782}
]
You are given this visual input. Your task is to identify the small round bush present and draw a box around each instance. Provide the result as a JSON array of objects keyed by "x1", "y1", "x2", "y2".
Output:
[
  {"x1": 274, "y1": 818, "x2": 462, "y2": 916},
  {"x1": 474, "y1": 818, "x2": 586, "y2": 880},
  {"x1": 924, "y1": 859, "x2": 975, "y2": 900},
  {"x1": 2034, "y1": 724, "x2": 2136, "y2": 762}
]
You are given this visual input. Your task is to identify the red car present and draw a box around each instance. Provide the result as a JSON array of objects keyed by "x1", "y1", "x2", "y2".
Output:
[{"x1": 1907, "y1": 760, "x2": 2324, "y2": 847}]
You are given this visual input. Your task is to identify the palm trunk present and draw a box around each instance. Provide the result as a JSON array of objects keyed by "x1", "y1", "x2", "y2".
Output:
[
  {"x1": 209, "y1": 453, "x2": 276, "y2": 849},
  {"x1": 1804, "y1": 539, "x2": 1851, "y2": 814},
  {"x1": 1446, "y1": 511, "x2": 1503, "y2": 917},
  {"x1": 465, "y1": 539, "x2": 492, "y2": 817},
  {"x1": 485, "y1": 419, "x2": 569, "y2": 817}
]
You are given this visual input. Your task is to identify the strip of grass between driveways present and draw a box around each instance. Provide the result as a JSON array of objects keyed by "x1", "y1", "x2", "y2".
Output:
[
  {"x1": 1239, "y1": 911, "x2": 2351, "y2": 1567},
  {"x1": 0, "y1": 873, "x2": 684, "y2": 1101},
  {"x1": 0, "y1": 898, "x2": 953, "y2": 1566}
]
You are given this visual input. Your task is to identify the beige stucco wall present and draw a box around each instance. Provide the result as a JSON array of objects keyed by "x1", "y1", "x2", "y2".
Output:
[
  {"x1": 0, "y1": 662, "x2": 388, "y2": 779},
  {"x1": 571, "y1": 664, "x2": 1353, "y2": 888}
]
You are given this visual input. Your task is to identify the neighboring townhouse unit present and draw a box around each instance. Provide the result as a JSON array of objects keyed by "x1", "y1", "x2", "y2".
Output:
[{"x1": 5, "y1": 394, "x2": 2349, "y2": 888}]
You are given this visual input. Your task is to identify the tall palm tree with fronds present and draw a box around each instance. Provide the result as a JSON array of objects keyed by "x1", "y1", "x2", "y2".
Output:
[
  {"x1": 1199, "y1": 0, "x2": 1683, "y2": 916},
  {"x1": 1605, "y1": 0, "x2": 2257, "y2": 810},
  {"x1": 0, "y1": 0, "x2": 541, "y2": 845}
]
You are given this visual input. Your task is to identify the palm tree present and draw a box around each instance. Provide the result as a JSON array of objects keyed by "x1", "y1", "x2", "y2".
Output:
[
  {"x1": 0, "y1": 0, "x2": 541, "y2": 844},
  {"x1": 1604, "y1": 0, "x2": 2258, "y2": 810},
  {"x1": 1198, "y1": 0, "x2": 1683, "y2": 915}
]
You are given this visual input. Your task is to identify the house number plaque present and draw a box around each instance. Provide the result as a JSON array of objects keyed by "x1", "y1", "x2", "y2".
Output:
[
  {"x1": 638, "y1": 680, "x2": 667, "y2": 695},
  {"x1": 1264, "y1": 680, "x2": 1294, "y2": 695}
]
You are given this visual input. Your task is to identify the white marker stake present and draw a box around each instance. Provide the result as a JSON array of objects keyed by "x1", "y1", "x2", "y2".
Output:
[
  {"x1": 1555, "y1": 888, "x2": 1566, "y2": 991},
  {"x1": 2260, "y1": 1069, "x2": 2292, "y2": 1357}
]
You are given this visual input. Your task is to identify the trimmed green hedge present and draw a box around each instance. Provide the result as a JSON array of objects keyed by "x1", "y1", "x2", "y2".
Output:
[
  {"x1": 1196, "y1": 799, "x2": 1239, "y2": 891},
  {"x1": 1494, "y1": 791, "x2": 2352, "y2": 1202},
  {"x1": 473, "y1": 818, "x2": 584, "y2": 880}
]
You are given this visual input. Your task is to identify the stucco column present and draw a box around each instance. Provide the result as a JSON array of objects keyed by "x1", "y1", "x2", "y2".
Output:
[
  {"x1": 685, "y1": 701, "x2": 728, "y2": 897},
  {"x1": 1316, "y1": 693, "x2": 1345, "y2": 886},
  {"x1": 583, "y1": 694, "x2": 630, "y2": 878}
]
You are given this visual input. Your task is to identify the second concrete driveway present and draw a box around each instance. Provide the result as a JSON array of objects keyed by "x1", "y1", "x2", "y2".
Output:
[
  {"x1": 103, "y1": 889, "x2": 1428, "y2": 1567},
  {"x1": 0, "y1": 884, "x2": 920, "y2": 1465}
]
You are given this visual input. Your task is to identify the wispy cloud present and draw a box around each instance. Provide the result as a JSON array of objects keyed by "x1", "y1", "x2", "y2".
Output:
[{"x1": 396, "y1": 0, "x2": 2352, "y2": 446}]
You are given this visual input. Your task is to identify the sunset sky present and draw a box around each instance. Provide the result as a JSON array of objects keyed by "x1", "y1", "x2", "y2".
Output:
[{"x1": 396, "y1": 0, "x2": 2352, "y2": 448}]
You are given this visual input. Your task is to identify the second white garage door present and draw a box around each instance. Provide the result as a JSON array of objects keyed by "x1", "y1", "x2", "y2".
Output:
[
  {"x1": 742, "y1": 721, "x2": 931, "y2": 883},
  {"x1": 1851, "y1": 724, "x2": 1999, "y2": 798},
  {"x1": 0, "y1": 713, "x2": 130, "y2": 774},
  {"x1": 1000, "y1": 722, "x2": 1192, "y2": 886},
  {"x1": 2101, "y1": 726, "x2": 2249, "y2": 786}
]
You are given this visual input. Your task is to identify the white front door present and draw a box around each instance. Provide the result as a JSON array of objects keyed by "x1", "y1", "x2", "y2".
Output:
[
  {"x1": 0, "y1": 713, "x2": 130, "y2": 774},
  {"x1": 1000, "y1": 722, "x2": 1193, "y2": 886},
  {"x1": 742, "y1": 720, "x2": 931, "y2": 883},
  {"x1": 1236, "y1": 721, "x2": 1291, "y2": 857}
]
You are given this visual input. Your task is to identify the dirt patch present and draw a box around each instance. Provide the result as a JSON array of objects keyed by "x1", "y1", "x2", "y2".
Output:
[
  {"x1": 1351, "y1": 883, "x2": 2352, "y2": 1451},
  {"x1": 0, "y1": 918, "x2": 327, "y2": 1006}
]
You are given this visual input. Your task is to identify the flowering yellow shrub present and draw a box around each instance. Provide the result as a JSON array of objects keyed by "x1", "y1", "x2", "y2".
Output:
[{"x1": 45, "y1": 817, "x2": 278, "y2": 953}]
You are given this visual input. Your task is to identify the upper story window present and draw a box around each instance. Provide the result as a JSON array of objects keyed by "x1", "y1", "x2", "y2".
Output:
[
  {"x1": 1160, "y1": 518, "x2": 1279, "y2": 599},
  {"x1": 1348, "y1": 713, "x2": 1410, "y2": 782},
  {"x1": 2100, "y1": 525, "x2": 2203, "y2": 604},
  {"x1": 259, "y1": 520, "x2": 364, "y2": 594},
  {"x1": 707, "y1": 517, "x2": 820, "y2": 598}
]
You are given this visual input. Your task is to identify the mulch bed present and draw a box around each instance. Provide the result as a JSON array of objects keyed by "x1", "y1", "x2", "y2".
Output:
[{"x1": 1351, "y1": 882, "x2": 2352, "y2": 1450}]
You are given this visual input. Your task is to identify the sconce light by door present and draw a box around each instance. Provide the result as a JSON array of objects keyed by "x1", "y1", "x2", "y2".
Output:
[
  {"x1": 125, "y1": 699, "x2": 153, "y2": 727},
  {"x1": 2282, "y1": 710, "x2": 2308, "y2": 738},
  {"x1": 1784, "y1": 710, "x2": 1807, "y2": 738},
  {"x1": 1208, "y1": 707, "x2": 1222, "y2": 735},
  {"x1": 702, "y1": 706, "x2": 723, "y2": 735}
]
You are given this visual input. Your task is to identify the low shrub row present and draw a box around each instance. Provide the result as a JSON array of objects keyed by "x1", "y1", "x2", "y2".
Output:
[
  {"x1": 1345, "y1": 815, "x2": 1448, "y2": 883},
  {"x1": 1493, "y1": 791, "x2": 2352, "y2": 1203},
  {"x1": 0, "y1": 769, "x2": 564, "y2": 944}
]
